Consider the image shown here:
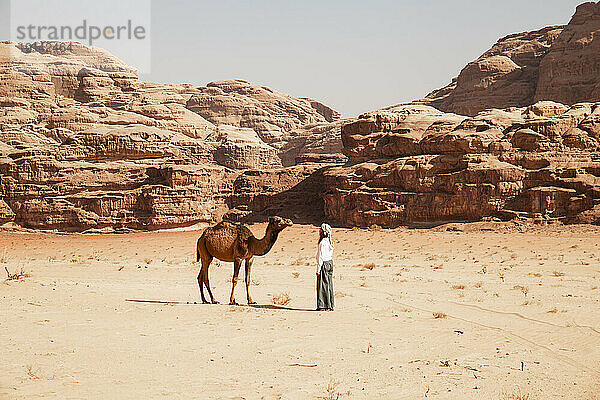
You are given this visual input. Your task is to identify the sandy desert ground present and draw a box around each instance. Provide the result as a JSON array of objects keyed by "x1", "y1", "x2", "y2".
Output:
[{"x1": 1, "y1": 222, "x2": 600, "y2": 399}]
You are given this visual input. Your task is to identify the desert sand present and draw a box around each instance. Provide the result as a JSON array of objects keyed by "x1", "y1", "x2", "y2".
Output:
[{"x1": 1, "y1": 222, "x2": 600, "y2": 399}]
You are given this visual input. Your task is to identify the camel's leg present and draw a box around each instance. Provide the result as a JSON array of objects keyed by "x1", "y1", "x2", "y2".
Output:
[
  {"x1": 229, "y1": 259, "x2": 242, "y2": 305},
  {"x1": 204, "y1": 261, "x2": 218, "y2": 304},
  {"x1": 245, "y1": 257, "x2": 256, "y2": 305},
  {"x1": 198, "y1": 256, "x2": 213, "y2": 304},
  {"x1": 197, "y1": 268, "x2": 208, "y2": 304}
]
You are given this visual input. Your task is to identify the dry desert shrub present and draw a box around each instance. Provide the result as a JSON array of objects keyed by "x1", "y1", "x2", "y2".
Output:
[
  {"x1": 452, "y1": 284, "x2": 466, "y2": 290},
  {"x1": 503, "y1": 389, "x2": 535, "y2": 400},
  {"x1": 272, "y1": 292, "x2": 291, "y2": 306},
  {"x1": 513, "y1": 285, "x2": 529, "y2": 297},
  {"x1": 25, "y1": 365, "x2": 40, "y2": 380},
  {"x1": 291, "y1": 272, "x2": 300, "y2": 278},
  {"x1": 433, "y1": 312, "x2": 447, "y2": 319},
  {"x1": 552, "y1": 271, "x2": 565, "y2": 277},
  {"x1": 357, "y1": 263, "x2": 376, "y2": 270},
  {"x1": 547, "y1": 308, "x2": 558, "y2": 314},
  {"x1": 319, "y1": 379, "x2": 350, "y2": 400},
  {"x1": 4, "y1": 266, "x2": 30, "y2": 281},
  {"x1": 290, "y1": 257, "x2": 305, "y2": 266},
  {"x1": 474, "y1": 282, "x2": 483, "y2": 288}
]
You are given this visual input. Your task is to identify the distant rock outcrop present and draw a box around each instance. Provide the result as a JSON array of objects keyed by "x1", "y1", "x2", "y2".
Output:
[
  {"x1": 424, "y1": 1, "x2": 600, "y2": 116},
  {"x1": 186, "y1": 80, "x2": 339, "y2": 147},
  {"x1": 324, "y1": 101, "x2": 600, "y2": 227},
  {"x1": 535, "y1": 2, "x2": 600, "y2": 105},
  {"x1": 3, "y1": 1, "x2": 600, "y2": 231},
  {"x1": 0, "y1": 41, "x2": 342, "y2": 231}
]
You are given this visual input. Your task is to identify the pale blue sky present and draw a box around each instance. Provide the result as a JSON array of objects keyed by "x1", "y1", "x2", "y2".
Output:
[
  {"x1": 2, "y1": 1, "x2": 586, "y2": 116},
  {"x1": 144, "y1": 0, "x2": 584, "y2": 116}
]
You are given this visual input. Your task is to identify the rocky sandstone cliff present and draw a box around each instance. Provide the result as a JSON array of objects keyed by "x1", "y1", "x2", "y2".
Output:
[
  {"x1": 323, "y1": 102, "x2": 600, "y2": 227},
  {"x1": 2, "y1": 1, "x2": 600, "y2": 231},
  {"x1": 425, "y1": 1, "x2": 600, "y2": 116},
  {"x1": 0, "y1": 41, "x2": 342, "y2": 231}
]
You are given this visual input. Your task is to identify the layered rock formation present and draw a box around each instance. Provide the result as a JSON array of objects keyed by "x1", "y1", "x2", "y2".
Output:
[
  {"x1": 535, "y1": 2, "x2": 600, "y2": 104},
  {"x1": 186, "y1": 80, "x2": 339, "y2": 147},
  {"x1": 3, "y1": 1, "x2": 600, "y2": 231},
  {"x1": 323, "y1": 101, "x2": 600, "y2": 227},
  {"x1": 425, "y1": 1, "x2": 600, "y2": 116},
  {"x1": 0, "y1": 41, "x2": 343, "y2": 231}
]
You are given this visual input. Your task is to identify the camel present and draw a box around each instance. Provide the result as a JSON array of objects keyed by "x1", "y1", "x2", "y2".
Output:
[{"x1": 196, "y1": 216, "x2": 293, "y2": 305}]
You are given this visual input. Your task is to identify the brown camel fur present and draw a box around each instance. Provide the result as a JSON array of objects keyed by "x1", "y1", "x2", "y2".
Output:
[{"x1": 196, "y1": 216, "x2": 293, "y2": 305}]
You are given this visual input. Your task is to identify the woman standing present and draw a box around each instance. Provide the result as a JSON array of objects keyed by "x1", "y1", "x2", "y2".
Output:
[{"x1": 316, "y1": 223, "x2": 334, "y2": 311}]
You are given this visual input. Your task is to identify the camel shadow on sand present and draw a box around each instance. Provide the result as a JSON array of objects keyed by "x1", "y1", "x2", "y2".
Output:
[{"x1": 126, "y1": 299, "x2": 316, "y2": 312}]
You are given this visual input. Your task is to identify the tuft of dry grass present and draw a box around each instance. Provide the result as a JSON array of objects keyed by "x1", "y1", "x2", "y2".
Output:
[
  {"x1": 291, "y1": 272, "x2": 300, "y2": 279},
  {"x1": 290, "y1": 258, "x2": 305, "y2": 266},
  {"x1": 547, "y1": 308, "x2": 558, "y2": 314},
  {"x1": 503, "y1": 389, "x2": 534, "y2": 400},
  {"x1": 474, "y1": 282, "x2": 483, "y2": 288},
  {"x1": 5, "y1": 266, "x2": 30, "y2": 281},
  {"x1": 25, "y1": 365, "x2": 40, "y2": 380},
  {"x1": 319, "y1": 379, "x2": 350, "y2": 400},
  {"x1": 272, "y1": 292, "x2": 291, "y2": 306},
  {"x1": 360, "y1": 263, "x2": 376, "y2": 271},
  {"x1": 433, "y1": 312, "x2": 447, "y2": 319},
  {"x1": 513, "y1": 285, "x2": 529, "y2": 297},
  {"x1": 144, "y1": 258, "x2": 153, "y2": 265},
  {"x1": 552, "y1": 271, "x2": 565, "y2": 277},
  {"x1": 452, "y1": 284, "x2": 466, "y2": 290}
]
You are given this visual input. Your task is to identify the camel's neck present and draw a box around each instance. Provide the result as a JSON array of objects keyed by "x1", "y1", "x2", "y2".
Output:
[{"x1": 249, "y1": 225, "x2": 280, "y2": 256}]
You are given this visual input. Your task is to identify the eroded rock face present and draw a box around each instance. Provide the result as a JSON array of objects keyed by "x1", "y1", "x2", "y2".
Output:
[
  {"x1": 424, "y1": 26, "x2": 564, "y2": 116},
  {"x1": 280, "y1": 120, "x2": 350, "y2": 166},
  {"x1": 4, "y1": 0, "x2": 600, "y2": 233},
  {"x1": 424, "y1": 1, "x2": 600, "y2": 116},
  {"x1": 208, "y1": 125, "x2": 282, "y2": 170},
  {"x1": 186, "y1": 80, "x2": 339, "y2": 147},
  {"x1": 535, "y1": 2, "x2": 600, "y2": 105},
  {"x1": 324, "y1": 101, "x2": 600, "y2": 227},
  {"x1": 0, "y1": 41, "x2": 341, "y2": 231},
  {"x1": 225, "y1": 163, "x2": 327, "y2": 224}
]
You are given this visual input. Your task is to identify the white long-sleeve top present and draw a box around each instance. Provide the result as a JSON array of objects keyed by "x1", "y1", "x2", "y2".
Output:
[{"x1": 316, "y1": 237, "x2": 334, "y2": 274}]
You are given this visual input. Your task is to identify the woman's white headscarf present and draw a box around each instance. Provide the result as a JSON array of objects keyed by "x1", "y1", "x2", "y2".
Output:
[{"x1": 321, "y1": 223, "x2": 334, "y2": 249}]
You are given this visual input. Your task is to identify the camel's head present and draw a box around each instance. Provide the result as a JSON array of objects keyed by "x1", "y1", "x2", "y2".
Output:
[{"x1": 268, "y1": 216, "x2": 293, "y2": 231}]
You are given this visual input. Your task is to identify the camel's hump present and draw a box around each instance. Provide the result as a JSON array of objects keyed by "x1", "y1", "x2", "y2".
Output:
[{"x1": 205, "y1": 220, "x2": 252, "y2": 239}]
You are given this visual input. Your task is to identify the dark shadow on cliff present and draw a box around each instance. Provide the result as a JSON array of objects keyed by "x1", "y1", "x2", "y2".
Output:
[{"x1": 225, "y1": 165, "x2": 330, "y2": 225}]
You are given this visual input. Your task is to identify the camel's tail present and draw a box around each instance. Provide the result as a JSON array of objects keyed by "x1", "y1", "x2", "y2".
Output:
[
  {"x1": 196, "y1": 232, "x2": 207, "y2": 263},
  {"x1": 196, "y1": 238, "x2": 201, "y2": 262}
]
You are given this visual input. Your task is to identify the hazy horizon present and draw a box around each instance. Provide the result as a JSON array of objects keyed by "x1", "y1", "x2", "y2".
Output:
[
  {"x1": 0, "y1": 0, "x2": 586, "y2": 116},
  {"x1": 136, "y1": 0, "x2": 584, "y2": 117}
]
